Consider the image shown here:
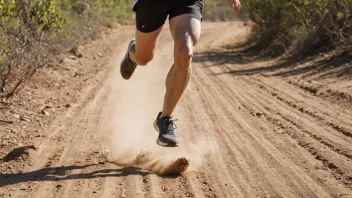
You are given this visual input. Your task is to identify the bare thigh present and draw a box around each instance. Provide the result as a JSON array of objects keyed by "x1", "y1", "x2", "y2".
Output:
[
  {"x1": 133, "y1": 26, "x2": 163, "y2": 65},
  {"x1": 169, "y1": 14, "x2": 201, "y2": 49}
]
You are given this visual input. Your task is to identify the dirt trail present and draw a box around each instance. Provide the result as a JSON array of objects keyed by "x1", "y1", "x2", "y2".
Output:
[{"x1": 1, "y1": 22, "x2": 352, "y2": 198}]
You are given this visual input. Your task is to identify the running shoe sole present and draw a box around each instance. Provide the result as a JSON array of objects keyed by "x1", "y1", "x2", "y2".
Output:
[{"x1": 120, "y1": 40, "x2": 137, "y2": 80}]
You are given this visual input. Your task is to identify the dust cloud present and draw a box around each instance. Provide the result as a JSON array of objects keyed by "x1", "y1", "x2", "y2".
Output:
[{"x1": 106, "y1": 44, "x2": 217, "y2": 175}]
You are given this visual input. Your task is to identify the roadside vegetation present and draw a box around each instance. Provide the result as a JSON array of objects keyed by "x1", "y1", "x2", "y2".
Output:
[
  {"x1": 242, "y1": 0, "x2": 352, "y2": 57},
  {"x1": 0, "y1": 0, "x2": 133, "y2": 98},
  {"x1": 0, "y1": 0, "x2": 350, "y2": 98}
]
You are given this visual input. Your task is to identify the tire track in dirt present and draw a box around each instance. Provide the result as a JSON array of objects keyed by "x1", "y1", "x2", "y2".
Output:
[
  {"x1": 245, "y1": 83, "x2": 352, "y2": 187},
  {"x1": 25, "y1": 92, "x2": 106, "y2": 197},
  {"x1": 186, "y1": 77, "x2": 255, "y2": 197},
  {"x1": 191, "y1": 62, "x2": 333, "y2": 197},
  {"x1": 242, "y1": 76, "x2": 352, "y2": 187},
  {"x1": 242, "y1": 76, "x2": 352, "y2": 159},
  {"x1": 218, "y1": 68, "x2": 350, "y2": 187},
  {"x1": 253, "y1": 76, "x2": 352, "y2": 138},
  {"x1": 30, "y1": 83, "x2": 111, "y2": 198}
]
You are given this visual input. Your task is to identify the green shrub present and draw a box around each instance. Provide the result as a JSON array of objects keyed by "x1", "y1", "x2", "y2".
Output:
[
  {"x1": 0, "y1": 0, "x2": 134, "y2": 97},
  {"x1": 243, "y1": 0, "x2": 352, "y2": 55},
  {"x1": 0, "y1": 0, "x2": 65, "y2": 97},
  {"x1": 202, "y1": 0, "x2": 245, "y2": 21}
]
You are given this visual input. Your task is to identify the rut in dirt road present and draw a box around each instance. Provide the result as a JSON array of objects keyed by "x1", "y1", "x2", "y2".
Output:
[{"x1": 1, "y1": 22, "x2": 351, "y2": 198}]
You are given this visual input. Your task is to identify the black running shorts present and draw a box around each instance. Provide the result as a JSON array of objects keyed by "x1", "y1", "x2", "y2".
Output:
[{"x1": 133, "y1": 0, "x2": 204, "y2": 33}]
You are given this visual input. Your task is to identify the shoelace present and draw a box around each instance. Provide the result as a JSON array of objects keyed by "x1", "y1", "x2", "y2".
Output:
[{"x1": 160, "y1": 117, "x2": 178, "y2": 135}]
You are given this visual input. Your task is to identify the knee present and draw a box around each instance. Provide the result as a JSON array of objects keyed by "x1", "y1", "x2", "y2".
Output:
[
  {"x1": 136, "y1": 54, "x2": 153, "y2": 66},
  {"x1": 174, "y1": 40, "x2": 195, "y2": 71}
]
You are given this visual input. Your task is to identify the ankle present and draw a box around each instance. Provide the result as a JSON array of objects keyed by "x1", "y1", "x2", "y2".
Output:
[{"x1": 160, "y1": 112, "x2": 172, "y2": 118}]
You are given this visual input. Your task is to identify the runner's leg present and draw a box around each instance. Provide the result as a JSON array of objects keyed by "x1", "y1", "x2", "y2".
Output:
[
  {"x1": 161, "y1": 14, "x2": 201, "y2": 118},
  {"x1": 129, "y1": 27, "x2": 163, "y2": 66}
]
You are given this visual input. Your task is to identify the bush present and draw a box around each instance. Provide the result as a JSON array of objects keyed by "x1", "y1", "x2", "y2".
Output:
[
  {"x1": 242, "y1": 0, "x2": 352, "y2": 55},
  {"x1": 0, "y1": 0, "x2": 134, "y2": 98},
  {"x1": 202, "y1": 0, "x2": 246, "y2": 21},
  {"x1": 0, "y1": 0, "x2": 65, "y2": 97}
]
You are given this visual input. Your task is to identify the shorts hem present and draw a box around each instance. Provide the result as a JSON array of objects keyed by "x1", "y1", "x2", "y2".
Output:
[
  {"x1": 136, "y1": 23, "x2": 165, "y2": 33},
  {"x1": 169, "y1": 13, "x2": 202, "y2": 22}
]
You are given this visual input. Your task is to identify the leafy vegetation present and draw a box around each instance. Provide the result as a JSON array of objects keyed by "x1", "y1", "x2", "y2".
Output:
[
  {"x1": 242, "y1": 0, "x2": 352, "y2": 56},
  {"x1": 202, "y1": 0, "x2": 235, "y2": 21},
  {"x1": 0, "y1": 0, "x2": 65, "y2": 97},
  {"x1": 0, "y1": 0, "x2": 133, "y2": 98}
]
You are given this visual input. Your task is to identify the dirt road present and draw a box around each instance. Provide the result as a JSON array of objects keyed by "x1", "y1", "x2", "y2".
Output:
[{"x1": 1, "y1": 22, "x2": 352, "y2": 198}]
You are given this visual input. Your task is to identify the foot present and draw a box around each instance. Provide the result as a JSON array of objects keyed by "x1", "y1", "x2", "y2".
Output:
[
  {"x1": 120, "y1": 40, "x2": 137, "y2": 80},
  {"x1": 153, "y1": 112, "x2": 179, "y2": 147}
]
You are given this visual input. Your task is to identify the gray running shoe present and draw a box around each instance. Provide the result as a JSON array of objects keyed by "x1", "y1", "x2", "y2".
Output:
[
  {"x1": 153, "y1": 112, "x2": 179, "y2": 147},
  {"x1": 120, "y1": 40, "x2": 137, "y2": 80}
]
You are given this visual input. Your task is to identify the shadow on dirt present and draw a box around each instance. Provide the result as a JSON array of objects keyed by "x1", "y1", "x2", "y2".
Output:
[
  {"x1": 271, "y1": 55, "x2": 352, "y2": 81},
  {"x1": 193, "y1": 51, "x2": 254, "y2": 67},
  {"x1": 193, "y1": 45, "x2": 262, "y2": 67},
  {"x1": 194, "y1": 45, "x2": 352, "y2": 80},
  {"x1": 0, "y1": 163, "x2": 179, "y2": 188}
]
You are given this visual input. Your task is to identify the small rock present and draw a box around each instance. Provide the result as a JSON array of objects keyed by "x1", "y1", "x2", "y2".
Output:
[
  {"x1": 56, "y1": 184, "x2": 63, "y2": 188},
  {"x1": 41, "y1": 110, "x2": 49, "y2": 116},
  {"x1": 70, "y1": 47, "x2": 83, "y2": 58},
  {"x1": 13, "y1": 114, "x2": 20, "y2": 120},
  {"x1": 255, "y1": 112, "x2": 264, "y2": 117},
  {"x1": 20, "y1": 116, "x2": 31, "y2": 122},
  {"x1": 65, "y1": 104, "x2": 71, "y2": 108},
  {"x1": 9, "y1": 129, "x2": 19, "y2": 134},
  {"x1": 327, "y1": 163, "x2": 337, "y2": 169},
  {"x1": 315, "y1": 155, "x2": 323, "y2": 160},
  {"x1": 44, "y1": 104, "x2": 53, "y2": 109},
  {"x1": 98, "y1": 53, "x2": 103, "y2": 57}
]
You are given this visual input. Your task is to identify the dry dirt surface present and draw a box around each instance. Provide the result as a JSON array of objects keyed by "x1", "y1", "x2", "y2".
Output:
[{"x1": 1, "y1": 22, "x2": 352, "y2": 198}]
